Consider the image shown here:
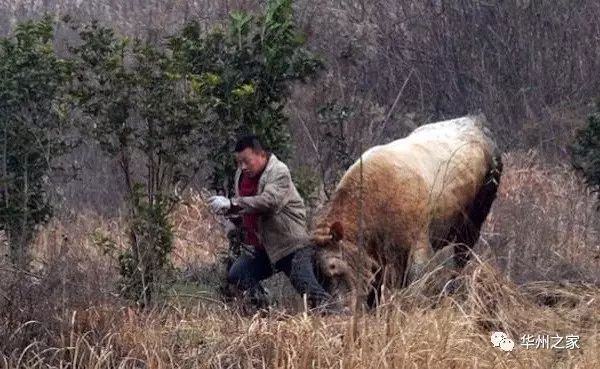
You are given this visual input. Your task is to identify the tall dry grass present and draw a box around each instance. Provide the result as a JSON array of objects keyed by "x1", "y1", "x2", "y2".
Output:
[
  {"x1": 484, "y1": 150, "x2": 600, "y2": 284},
  {"x1": 2, "y1": 262, "x2": 599, "y2": 368},
  {"x1": 1, "y1": 151, "x2": 599, "y2": 368}
]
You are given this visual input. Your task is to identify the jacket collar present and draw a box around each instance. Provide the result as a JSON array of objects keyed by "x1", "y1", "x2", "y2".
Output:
[
  {"x1": 258, "y1": 154, "x2": 277, "y2": 186},
  {"x1": 264, "y1": 153, "x2": 277, "y2": 172}
]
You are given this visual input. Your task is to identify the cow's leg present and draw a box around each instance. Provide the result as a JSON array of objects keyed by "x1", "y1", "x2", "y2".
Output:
[
  {"x1": 366, "y1": 273, "x2": 379, "y2": 308},
  {"x1": 367, "y1": 267, "x2": 383, "y2": 308},
  {"x1": 406, "y1": 233, "x2": 434, "y2": 284},
  {"x1": 430, "y1": 244, "x2": 458, "y2": 270}
]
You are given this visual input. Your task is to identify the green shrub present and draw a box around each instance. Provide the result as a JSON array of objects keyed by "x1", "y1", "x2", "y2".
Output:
[{"x1": 0, "y1": 16, "x2": 75, "y2": 268}]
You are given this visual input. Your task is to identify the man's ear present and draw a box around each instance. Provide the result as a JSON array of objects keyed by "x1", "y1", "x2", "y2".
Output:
[{"x1": 330, "y1": 221, "x2": 344, "y2": 242}]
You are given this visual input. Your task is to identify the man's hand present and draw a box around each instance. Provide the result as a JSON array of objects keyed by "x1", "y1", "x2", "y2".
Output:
[{"x1": 208, "y1": 195, "x2": 231, "y2": 214}]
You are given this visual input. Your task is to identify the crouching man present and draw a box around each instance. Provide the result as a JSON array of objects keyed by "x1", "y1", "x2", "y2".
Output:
[{"x1": 208, "y1": 135, "x2": 340, "y2": 313}]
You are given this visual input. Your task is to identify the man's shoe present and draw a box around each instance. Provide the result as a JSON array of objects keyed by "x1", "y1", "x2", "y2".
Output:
[{"x1": 246, "y1": 284, "x2": 272, "y2": 309}]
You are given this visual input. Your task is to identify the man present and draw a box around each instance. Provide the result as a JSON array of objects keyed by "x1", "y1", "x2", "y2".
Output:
[{"x1": 208, "y1": 135, "x2": 336, "y2": 312}]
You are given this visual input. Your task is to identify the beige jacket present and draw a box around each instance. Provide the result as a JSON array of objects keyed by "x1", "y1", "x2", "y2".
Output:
[{"x1": 232, "y1": 154, "x2": 308, "y2": 263}]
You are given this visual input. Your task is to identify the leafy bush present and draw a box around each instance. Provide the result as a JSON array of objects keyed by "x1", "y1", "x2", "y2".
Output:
[
  {"x1": 168, "y1": 0, "x2": 322, "y2": 194},
  {"x1": 67, "y1": 19, "x2": 207, "y2": 305},
  {"x1": 0, "y1": 16, "x2": 75, "y2": 268}
]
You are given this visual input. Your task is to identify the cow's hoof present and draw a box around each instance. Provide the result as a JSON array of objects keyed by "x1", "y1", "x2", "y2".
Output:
[{"x1": 407, "y1": 262, "x2": 425, "y2": 284}]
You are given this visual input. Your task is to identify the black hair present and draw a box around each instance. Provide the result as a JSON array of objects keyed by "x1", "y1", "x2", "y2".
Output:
[{"x1": 234, "y1": 135, "x2": 269, "y2": 154}]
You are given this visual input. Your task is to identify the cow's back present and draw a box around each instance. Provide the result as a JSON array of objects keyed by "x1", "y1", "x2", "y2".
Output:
[{"x1": 342, "y1": 115, "x2": 496, "y2": 225}]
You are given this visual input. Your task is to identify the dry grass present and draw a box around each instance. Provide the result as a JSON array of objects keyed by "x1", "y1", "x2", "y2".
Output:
[
  {"x1": 1, "y1": 151, "x2": 600, "y2": 368},
  {"x1": 170, "y1": 191, "x2": 230, "y2": 267},
  {"x1": 484, "y1": 150, "x2": 600, "y2": 284},
  {"x1": 2, "y1": 262, "x2": 599, "y2": 368}
]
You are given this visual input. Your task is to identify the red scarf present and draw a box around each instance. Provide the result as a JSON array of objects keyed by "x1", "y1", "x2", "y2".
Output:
[{"x1": 239, "y1": 172, "x2": 263, "y2": 250}]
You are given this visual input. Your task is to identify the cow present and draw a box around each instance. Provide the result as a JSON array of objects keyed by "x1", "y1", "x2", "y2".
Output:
[{"x1": 310, "y1": 114, "x2": 502, "y2": 306}]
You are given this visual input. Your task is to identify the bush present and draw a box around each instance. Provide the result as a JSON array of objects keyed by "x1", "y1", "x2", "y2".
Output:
[
  {"x1": 0, "y1": 16, "x2": 75, "y2": 268},
  {"x1": 67, "y1": 20, "x2": 206, "y2": 305},
  {"x1": 168, "y1": 0, "x2": 322, "y2": 194}
]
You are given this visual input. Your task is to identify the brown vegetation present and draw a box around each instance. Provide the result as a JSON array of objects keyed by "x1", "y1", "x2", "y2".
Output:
[
  {"x1": 1, "y1": 1, "x2": 600, "y2": 367},
  {"x1": 2, "y1": 152, "x2": 599, "y2": 368},
  {"x1": 486, "y1": 151, "x2": 600, "y2": 284}
]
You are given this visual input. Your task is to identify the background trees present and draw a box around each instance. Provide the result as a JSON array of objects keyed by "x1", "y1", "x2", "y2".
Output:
[{"x1": 3, "y1": 0, "x2": 599, "y2": 212}]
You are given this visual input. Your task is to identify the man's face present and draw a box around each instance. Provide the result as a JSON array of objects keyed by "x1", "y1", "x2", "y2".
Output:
[{"x1": 236, "y1": 148, "x2": 268, "y2": 178}]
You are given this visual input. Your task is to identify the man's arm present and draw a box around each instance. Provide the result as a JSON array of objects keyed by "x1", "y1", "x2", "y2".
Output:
[{"x1": 232, "y1": 169, "x2": 291, "y2": 214}]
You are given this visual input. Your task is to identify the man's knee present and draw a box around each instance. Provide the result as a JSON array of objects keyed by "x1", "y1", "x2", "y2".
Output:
[
  {"x1": 283, "y1": 248, "x2": 311, "y2": 275},
  {"x1": 227, "y1": 264, "x2": 243, "y2": 286},
  {"x1": 227, "y1": 255, "x2": 251, "y2": 287},
  {"x1": 227, "y1": 252, "x2": 271, "y2": 290},
  {"x1": 294, "y1": 245, "x2": 316, "y2": 259}
]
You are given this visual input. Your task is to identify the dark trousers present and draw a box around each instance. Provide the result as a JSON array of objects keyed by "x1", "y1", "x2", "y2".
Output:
[{"x1": 227, "y1": 246, "x2": 332, "y2": 307}]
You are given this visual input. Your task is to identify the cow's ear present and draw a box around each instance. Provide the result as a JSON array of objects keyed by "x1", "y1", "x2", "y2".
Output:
[{"x1": 330, "y1": 221, "x2": 344, "y2": 242}]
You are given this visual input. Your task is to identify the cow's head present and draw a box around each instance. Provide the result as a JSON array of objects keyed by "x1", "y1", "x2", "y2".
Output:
[
  {"x1": 311, "y1": 221, "x2": 371, "y2": 303},
  {"x1": 312, "y1": 221, "x2": 348, "y2": 273}
]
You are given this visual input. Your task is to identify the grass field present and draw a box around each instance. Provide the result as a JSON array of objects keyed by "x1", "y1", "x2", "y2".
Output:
[{"x1": 1, "y1": 150, "x2": 599, "y2": 368}]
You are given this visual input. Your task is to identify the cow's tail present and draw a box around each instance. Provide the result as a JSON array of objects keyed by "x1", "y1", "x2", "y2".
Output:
[
  {"x1": 454, "y1": 148, "x2": 503, "y2": 268},
  {"x1": 489, "y1": 152, "x2": 503, "y2": 189},
  {"x1": 475, "y1": 151, "x2": 502, "y2": 227}
]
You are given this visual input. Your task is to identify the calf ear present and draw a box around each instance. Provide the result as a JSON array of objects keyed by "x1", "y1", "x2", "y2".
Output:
[{"x1": 330, "y1": 221, "x2": 344, "y2": 242}]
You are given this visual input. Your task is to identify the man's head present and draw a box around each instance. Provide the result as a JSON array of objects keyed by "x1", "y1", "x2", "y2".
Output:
[{"x1": 234, "y1": 135, "x2": 269, "y2": 178}]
